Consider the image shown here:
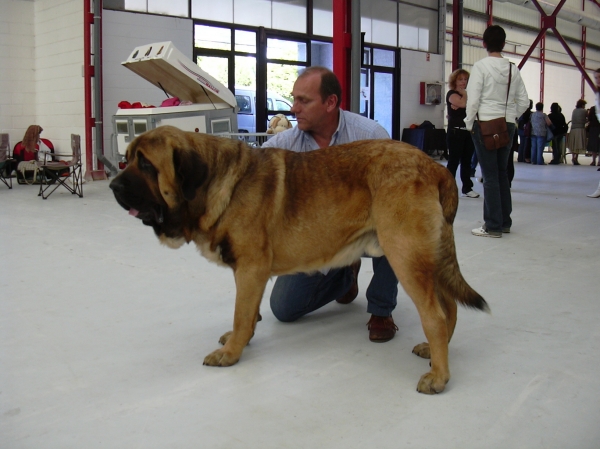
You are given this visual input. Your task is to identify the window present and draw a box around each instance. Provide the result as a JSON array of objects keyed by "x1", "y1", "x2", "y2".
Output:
[
  {"x1": 117, "y1": 0, "x2": 189, "y2": 16},
  {"x1": 275, "y1": 99, "x2": 291, "y2": 111},
  {"x1": 313, "y1": 0, "x2": 333, "y2": 37},
  {"x1": 236, "y1": 95, "x2": 252, "y2": 113},
  {"x1": 267, "y1": 39, "x2": 307, "y2": 63},
  {"x1": 195, "y1": 25, "x2": 231, "y2": 51},
  {"x1": 192, "y1": 0, "x2": 233, "y2": 22},
  {"x1": 398, "y1": 4, "x2": 438, "y2": 52}
]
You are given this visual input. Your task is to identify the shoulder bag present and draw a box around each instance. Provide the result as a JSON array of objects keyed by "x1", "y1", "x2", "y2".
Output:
[{"x1": 477, "y1": 63, "x2": 513, "y2": 150}]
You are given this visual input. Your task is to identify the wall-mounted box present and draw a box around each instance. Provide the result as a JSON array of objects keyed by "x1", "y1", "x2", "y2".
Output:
[{"x1": 420, "y1": 82, "x2": 443, "y2": 105}]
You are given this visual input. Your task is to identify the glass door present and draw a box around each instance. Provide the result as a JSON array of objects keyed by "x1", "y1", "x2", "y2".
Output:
[{"x1": 362, "y1": 47, "x2": 398, "y2": 139}]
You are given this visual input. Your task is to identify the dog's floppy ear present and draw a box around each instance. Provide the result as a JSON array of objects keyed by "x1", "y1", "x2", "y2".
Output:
[{"x1": 173, "y1": 148, "x2": 208, "y2": 201}]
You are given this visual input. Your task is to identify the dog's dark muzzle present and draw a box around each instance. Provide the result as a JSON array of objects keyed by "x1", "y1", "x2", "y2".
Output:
[{"x1": 110, "y1": 174, "x2": 165, "y2": 226}]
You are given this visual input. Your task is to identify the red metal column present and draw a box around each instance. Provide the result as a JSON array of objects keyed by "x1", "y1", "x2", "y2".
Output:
[
  {"x1": 540, "y1": 32, "x2": 545, "y2": 103},
  {"x1": 83, "y1": 0, "x2": 94, "y2": 179},
  {"x1": 581, "y1": 0, "x2": 587, "y2": 99},
  {"x1": 486, "y1": 0, "x2": 494, "y2": 27},
  {"x1": 333, "y1": 0, "x2": 351, "y2": 110},
  {"x1": 451, "y1": 0, "x2": 461, "y2": 71}
]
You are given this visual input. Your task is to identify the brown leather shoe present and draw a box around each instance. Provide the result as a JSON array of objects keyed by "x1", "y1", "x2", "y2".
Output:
[
  {"x1": 367, "y1": 315, "x2": 398, "y2": 342},
  {"x1": 336, "y1": 259, "x2": 361, "y2": 304}
]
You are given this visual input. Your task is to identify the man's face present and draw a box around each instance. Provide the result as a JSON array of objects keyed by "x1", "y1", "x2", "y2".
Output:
[
  {"x1": 290, "y1": 72, "x2": 334, "y2": 132},
  {"x1": 594, "y1": 72, "x2": 600, "y2": 88}
]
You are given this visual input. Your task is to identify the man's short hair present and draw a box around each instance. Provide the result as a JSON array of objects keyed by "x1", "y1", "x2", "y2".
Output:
[
  {"x1": 483, "y1": 25, "x2": 506, "y2": 53},
  {"x1": 576, "y1": 99, "x2": 587, "y2": 109},
  {"x1": 535, "y1": 102, "x2": 544, "y2": 111},
  {"x1": 298, "y1": 66, "x2": 342, "y2": 107}
]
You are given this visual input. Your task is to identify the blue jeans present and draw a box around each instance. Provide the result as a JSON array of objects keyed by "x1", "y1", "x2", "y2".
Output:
[
  {"x1": 269, "y1": 256, "x2": 398, "y2": 322},
  {"x1": 471, "y1": 121, "x2": 515, "y2": 233},
  {"x1": 530, "y1": 135, "x2": 546, "y2": 165}
]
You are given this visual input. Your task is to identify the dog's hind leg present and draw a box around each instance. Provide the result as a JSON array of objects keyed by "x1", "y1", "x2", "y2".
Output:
[
  {"x1": 411, "y1": 284, "x2": 457, "y2": 361},
  {"x1": 203, "y1": 262, "x2": 270, "y2": 367},
  {"x1": 377, "y1": 205, "x2": 451, "y2": 394}
]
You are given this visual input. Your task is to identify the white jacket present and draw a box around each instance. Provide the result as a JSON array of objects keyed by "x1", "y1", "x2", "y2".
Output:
[{"x1": 465, "y1": 56, "x2": 529, "y2": 130}]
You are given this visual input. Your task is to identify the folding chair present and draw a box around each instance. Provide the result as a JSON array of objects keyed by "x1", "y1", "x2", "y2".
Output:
[
  {"x1": 0, "y1": 133, "x2": 13, "y2": 189},
  {"x1": 38, "y1": 134, "x2": 83, "y2": 199}
]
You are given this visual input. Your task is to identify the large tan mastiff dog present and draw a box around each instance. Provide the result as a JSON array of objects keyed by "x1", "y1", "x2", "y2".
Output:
[{"x1": 110, "y1": 125, "x2": 489, "y2": 394}]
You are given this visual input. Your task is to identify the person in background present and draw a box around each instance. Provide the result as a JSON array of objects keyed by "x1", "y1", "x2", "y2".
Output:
[
  {"x1": 586, "y1": 106, "x2": 600, "y2": 166},
  {"x1": 596, "y1": 69, "x2": 600, "y2": 172},
  {"x1": 548, "y1": 103, "x2": 569, "y2": 165},
  {"x1": 517, "y1": 100, "x2": 533, "y2": 163},
  {"x1": 588, "y1": 69, "x2": 600, "y2": 198},
  {"x1": 446, "y1": 68, "x2": 479, "y2": 198},
  {"x1": 262, "y1": 66, "x2": 400, "y2": 342},
  {"x1": 507, "y1": 128, "x2": 518, "y2": 187},
  {"x1": 530, "y1": 102, "x2": 553, "y2": 165},
  {"x1": 465, "y1": 25, "x2": 529, "y2": 238},
  {"x1": 587, "y1": 68, "x2": 600, "y2": 197},
  {"x1": 567, "y1": 99, "x2": 587, "y2": 165}
]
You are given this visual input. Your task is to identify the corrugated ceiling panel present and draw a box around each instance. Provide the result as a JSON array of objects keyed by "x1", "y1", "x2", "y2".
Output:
[
  {"x1": 462, "y1": 0, "x2": 485, "y2": 14},
  {"x1": 492, "y1": 2, "x2": 540, "y2": 28}
]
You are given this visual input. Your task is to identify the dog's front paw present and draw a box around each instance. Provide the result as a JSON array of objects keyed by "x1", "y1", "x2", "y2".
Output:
[
  {"x1": 412, "y1": 342, "x2": 431, "y2": 359},
  {"x1": 416, "y1": 371, "x2": 449, "y2": 394},
  {"x1": 203, "y1": 348, "x2": 240, "y2": 367},
  {"x1": 219, "y1": 331, "x2": 232, "y2": 345}
]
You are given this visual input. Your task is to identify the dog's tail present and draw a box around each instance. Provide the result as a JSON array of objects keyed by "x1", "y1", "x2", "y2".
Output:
[{"x1": 436, "y1": 170, "x2": 490, "y2": 313}]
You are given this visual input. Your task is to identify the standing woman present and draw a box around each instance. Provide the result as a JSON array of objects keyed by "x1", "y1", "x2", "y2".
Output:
[
  {"x1": 548, "y1": 103, "x2": 569, "y2": 164},
  {"x1": 567, "y1": 99, "x2": 587, "y2": 165},
  {"x1": 517, "y1": 100, "x2": 533, "y2": 163},
  {"x1": 586, "y1": 106, "x2": 600, "y2": 166},
  {"x1": 530, "y1": 102, "x2": 553, "y2": 165},
  {"x1": 446, "y1": 69, "x2": 479, "y2": 198},
  {"x1": 587, "y1": 68, "x2": 600, "y2": 197},
  {"x1": 465, "y1": 25, "x2": 529, "y2": 238}
]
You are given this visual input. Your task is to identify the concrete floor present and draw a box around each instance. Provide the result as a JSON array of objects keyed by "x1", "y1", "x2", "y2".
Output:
[{"x1": 1, "y1": 153, "x2": 599, "y2": 449}]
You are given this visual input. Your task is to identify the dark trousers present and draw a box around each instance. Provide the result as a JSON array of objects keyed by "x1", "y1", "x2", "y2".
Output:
[
  {"x1": 446, "y1": 128, "x2": 475, "y2": 194},
  {"x1": 508, "y1": 131, "x2": 518, "y2": 186},
  {"x1": 517, "y1": 129, "x2": 531, "y2": 162},
  {"x1": 471, "y1": 121, "x2": 515, "y2": 232},
  {"x1": 550, "y1": 134, "x2": 566, "y2": 163}
]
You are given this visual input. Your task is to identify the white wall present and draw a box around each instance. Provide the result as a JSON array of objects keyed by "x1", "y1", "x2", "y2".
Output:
[
  {"x1": 35, "y1": 0, "x2": 84, "y2": 155},
  {"x1": 399, "y1": 49, "x2": 445, "y2": 132},
  {"x1": 102, "y1": 10, "x2": 193, "y2": 164},
  {"x1": 0, "y1": 0, "x2": 36, "y2": 148},
  {"x1": 0, "y1": 0, "x2": 84, "y2": 165}
]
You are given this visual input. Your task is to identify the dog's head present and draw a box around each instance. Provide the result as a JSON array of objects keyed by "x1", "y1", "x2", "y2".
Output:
[{"x1": 109, "y1": 126, "x2": 210, "y2": 244}]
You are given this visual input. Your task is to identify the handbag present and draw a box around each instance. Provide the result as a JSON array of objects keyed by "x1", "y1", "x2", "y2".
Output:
[
  {"x1": 479, "y1": 117, "x2": 510, "y2": 150},
  {"x1": 477, "y1": 63, "x2": 513, "y2": 151}
]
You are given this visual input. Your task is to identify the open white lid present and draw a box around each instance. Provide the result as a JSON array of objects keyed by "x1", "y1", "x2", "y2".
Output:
[{"x1": 121, "y1": 41, "x2": 237, "y2": 110}]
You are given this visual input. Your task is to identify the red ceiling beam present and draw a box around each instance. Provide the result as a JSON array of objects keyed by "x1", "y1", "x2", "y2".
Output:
[{"x1": 517, "y1": 0, "x2": 596, "y2": 94}]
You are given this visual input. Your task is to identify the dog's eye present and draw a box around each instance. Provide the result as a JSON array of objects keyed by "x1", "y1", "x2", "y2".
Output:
[{"x1": 138, "y1": 153, "x2": 157, "y2": 175}]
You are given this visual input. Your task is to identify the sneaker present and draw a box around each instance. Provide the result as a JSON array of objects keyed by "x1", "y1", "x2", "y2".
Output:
[
  {"x1": 502, "y1": 228, "x2": 510, "y2": 233},
  {"x1": 462, "y1": 190, "x2": 480, "y2": 198},
  {"x1": 472, "y1": 226, "x2": 502, "y2": 238}
]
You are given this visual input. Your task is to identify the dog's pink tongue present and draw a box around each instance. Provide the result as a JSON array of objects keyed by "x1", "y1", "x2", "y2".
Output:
[{"x1": 129, "y1": 208, "x2": 139, "y2": 217}]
